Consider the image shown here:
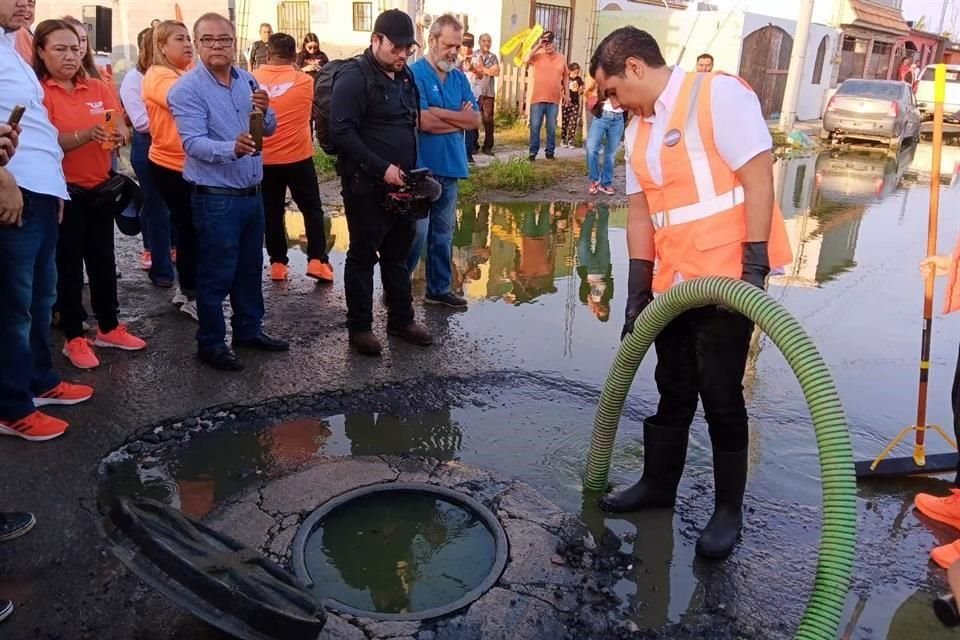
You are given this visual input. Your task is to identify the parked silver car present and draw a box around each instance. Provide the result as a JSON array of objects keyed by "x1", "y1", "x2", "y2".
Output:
[{"x1": 821, "y1": 79, "x2": 921, "y2": 150}]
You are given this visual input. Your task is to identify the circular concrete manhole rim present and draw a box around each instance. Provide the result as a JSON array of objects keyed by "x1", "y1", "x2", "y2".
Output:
[{"x1": 291, "y1": 481, "x2": 509, "y2": 622}]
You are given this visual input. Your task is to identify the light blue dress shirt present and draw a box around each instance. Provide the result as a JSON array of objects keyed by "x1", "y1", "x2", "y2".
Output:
[{"x1": 168, "y1": 63, "x2": 277, "y2": 189}]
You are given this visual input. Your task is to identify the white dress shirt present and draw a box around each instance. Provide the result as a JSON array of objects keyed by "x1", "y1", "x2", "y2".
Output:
[
  {"x1": 119, "y1": 68, "x2": 150, "y2": 134},
  {"x1": 0, "y1": 31, "x2": 67, "y2": 199},
  {"x1": 624, "y1": 66, "x2": 771, "y2": 196}
]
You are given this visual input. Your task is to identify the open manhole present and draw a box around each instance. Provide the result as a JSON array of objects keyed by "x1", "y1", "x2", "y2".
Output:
[{"x1": 292, "y1": 482, "x2": 509, "y2": 621}]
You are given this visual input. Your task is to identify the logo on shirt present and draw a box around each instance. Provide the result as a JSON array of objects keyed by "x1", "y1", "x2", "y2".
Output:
[
  {"x1": 85, "y1": 101, "x2": 105, "y2": 114},
  {"x1": 664, "y1": 128, "x2": 682, "y2": 147},
  {"x1": 264, "y1": 82, "x2": 294, "y2": 99}
]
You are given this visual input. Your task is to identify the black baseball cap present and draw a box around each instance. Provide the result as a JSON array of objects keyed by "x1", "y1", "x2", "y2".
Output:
[{"x1": 374, "y1": 9, "x2": 420, "y2": 48}]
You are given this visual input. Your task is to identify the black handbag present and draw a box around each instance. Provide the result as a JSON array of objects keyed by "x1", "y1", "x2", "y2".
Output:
[{"x1": 66, "y1": 173, "x2": 143, "y2": 236}]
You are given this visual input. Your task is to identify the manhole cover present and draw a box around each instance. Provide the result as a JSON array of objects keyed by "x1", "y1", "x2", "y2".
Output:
[
  {"x1": 104, "y1": 497, "x2": 326, "y2": 640},
  {"x1": 292, "y1": 482, "x2": 509, "y2": 621}
]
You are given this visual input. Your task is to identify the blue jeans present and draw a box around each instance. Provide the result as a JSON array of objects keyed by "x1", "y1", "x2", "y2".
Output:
[
  {"x1": 0, "y1": 191, "x2": 60, "y2": 421},
  {"x1": 529, "y1": 102, "x2": 559, "y2": 158},
  {"x1": 191, "y1": 191, "x2": 265, "y2": 351},
  {"x1": 408, "y1": 176, "x2": 458, "y2": 296},
  {"x1": 131, "y1": 131, "x2": 175, "y2": 283},
  {"x1": 586, "y1": 110, "x2": 625, "y2": 188}
]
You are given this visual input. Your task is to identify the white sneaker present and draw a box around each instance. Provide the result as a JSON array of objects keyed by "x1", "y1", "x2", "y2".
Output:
[
  {"x1": 180, "y1": 300, "x2": 199, "y2": 321},
  {"x1": 172, "y1": 288, "x2": 188, "y2": 306}
]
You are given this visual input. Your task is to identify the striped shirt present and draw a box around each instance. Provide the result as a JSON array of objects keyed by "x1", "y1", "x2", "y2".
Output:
[{"x1": 167, "y1": 63, "x2": 277, "y2": 189}]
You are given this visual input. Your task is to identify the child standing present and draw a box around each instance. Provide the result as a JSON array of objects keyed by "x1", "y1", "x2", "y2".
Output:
[{"x1": 561, "y1": 63, "x2": 585, "y2": 148}]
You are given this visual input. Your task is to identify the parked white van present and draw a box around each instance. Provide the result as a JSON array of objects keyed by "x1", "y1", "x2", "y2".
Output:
[{"x1": 916, "y1": 64, "x2": 960, "y2": 122}]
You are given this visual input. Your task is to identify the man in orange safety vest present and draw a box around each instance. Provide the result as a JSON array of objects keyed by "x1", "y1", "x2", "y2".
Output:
[{"x1": 589, "y1": 27, "x2": 792, "y2": 559}]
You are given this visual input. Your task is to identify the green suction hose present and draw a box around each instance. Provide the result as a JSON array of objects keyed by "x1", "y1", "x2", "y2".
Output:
[{"x1": 585, "y1": 276, "x2": 856, "y2": 640}]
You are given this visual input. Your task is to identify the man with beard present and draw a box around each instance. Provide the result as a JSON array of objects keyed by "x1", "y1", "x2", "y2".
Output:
[
  {"x1": 408, "y1": 14, "x2": 479, "y2": 309},
  {"x1": 330, "y1": 9, "x2": 433, "y2": 356}
]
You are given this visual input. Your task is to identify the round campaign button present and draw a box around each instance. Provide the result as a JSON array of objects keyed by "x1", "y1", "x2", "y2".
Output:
[{"x1": 664, "y1": 129, "x2": 682, "y2": 147}]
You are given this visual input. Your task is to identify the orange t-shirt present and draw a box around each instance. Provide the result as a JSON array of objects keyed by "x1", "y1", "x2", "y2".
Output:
[
  {"x1": 142, "y1": 65, "x2": 186, "y2": 172},
  {"x1": 15, "y1": 28, "x2": 32, "y2": 64},
  {"x1": 42, "y1": 77, "x2": 119, "y2": 189},
  {"x1": 253, "y1": 64, "x2": 314, "y2": 165},
  {"x1": 529, "y1": 51, "x2": 567, "y2": 105}
]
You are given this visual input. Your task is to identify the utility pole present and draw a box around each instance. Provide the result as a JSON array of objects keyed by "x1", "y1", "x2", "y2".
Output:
[
  {"x1": 937, "y1": 0, "x2": 949, "y2": 35},
  {"x1": 779, "y1": 0, "x2": 816, "y2": 133}
]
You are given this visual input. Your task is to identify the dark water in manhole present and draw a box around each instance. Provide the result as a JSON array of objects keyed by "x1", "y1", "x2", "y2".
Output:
[
  {"x1": 300, "y1": 492, "x2": 497, "y2": 615},
  {"x1": 99, "y1": 148, "x2": 960, "y2": 638}
]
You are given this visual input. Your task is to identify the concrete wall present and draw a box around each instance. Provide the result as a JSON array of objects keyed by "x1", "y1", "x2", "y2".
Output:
[
  {"x1": 309, "y1": 0, "x2": 410, "y2": 60},
  {"x1": 35, "y1": 0, "x2": 233, "y2": 78}
]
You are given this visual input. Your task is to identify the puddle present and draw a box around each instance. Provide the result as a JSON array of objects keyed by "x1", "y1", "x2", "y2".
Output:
[
  {"x1": 300, "y1": 491, "x2": 497, "y2": 615},
  {"x1": 103, "y1": 142, "x2": 960, "y2": 639}
]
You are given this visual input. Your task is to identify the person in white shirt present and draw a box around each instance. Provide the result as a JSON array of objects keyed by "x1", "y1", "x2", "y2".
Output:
[
  {"x1": 0, "y1": 0, "x2": 94, "y2": 446},
  {"x1": 588, "y1": 26, "x2": 791, "y2": 560},
  {"x1": 120, "y1": 25, "x2": 175, "y2": 287}
]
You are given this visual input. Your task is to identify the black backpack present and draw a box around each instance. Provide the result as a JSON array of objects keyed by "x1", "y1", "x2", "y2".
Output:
[
  {"x1": 313, "y1": 55, "x2": 376, "y2": 155},
  {"x1": 312, "y1": 55, "x2": 421, "y2": 156}
]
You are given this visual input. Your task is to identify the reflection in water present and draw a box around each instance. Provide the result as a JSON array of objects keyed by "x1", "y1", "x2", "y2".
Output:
[
  {"x1": 104, "y1": 418, "x2": 332, "y2": 518},
  {"x1": 305, "y1": 493, "x2": 495, "y2": 614},
  {"x1": 771, "y1": 145, "x2": 915, "y2": 288},
  {"x1": 343, "y1": 410, "x2": 462, "y2": 459}
]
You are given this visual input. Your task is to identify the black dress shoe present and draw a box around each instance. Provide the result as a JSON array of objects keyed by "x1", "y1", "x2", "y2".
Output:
[
  {"x1": 0, "y1": 512, "x2": 35, "y2": 542},
  {"x1": 233, "y1": 333, "x2": 289, "y2": 352},
  {"x1": 0, "y1": 599, "x2": 12, "y2": 623},
  {"x1": 196, "y1": 348, "x2": 244, "y2": 371}
]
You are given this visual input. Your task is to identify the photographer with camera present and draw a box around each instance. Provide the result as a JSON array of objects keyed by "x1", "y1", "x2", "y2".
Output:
[{"x1": 330, "y1": 9, "x2": 434, "y2": 356}]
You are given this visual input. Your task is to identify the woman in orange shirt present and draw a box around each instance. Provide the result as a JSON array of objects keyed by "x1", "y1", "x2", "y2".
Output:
[
  {"x1": 34, "y1": 20, "x2": 147, "y2": 370},
  {"x1": 143, "y1": 21, "x2": 198, "y2": 318}
]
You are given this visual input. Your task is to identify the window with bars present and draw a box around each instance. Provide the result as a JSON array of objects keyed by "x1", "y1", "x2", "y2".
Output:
[
  {"x1": 352, "y1": 2, "x2": 373, "y2": 32},
  {"x1": 535, "y1": 3, "x2": 571, "y2": 56}
]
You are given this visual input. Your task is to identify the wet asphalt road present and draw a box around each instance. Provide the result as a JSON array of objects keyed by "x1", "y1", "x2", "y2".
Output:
[{"x1": 2, "y1": 142, "x2": 960, "y2": 639}]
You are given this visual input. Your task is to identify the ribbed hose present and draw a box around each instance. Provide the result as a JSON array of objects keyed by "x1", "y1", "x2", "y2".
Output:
[{"x1": 584, "y1": 276, "x2": 856, "y2": 640}]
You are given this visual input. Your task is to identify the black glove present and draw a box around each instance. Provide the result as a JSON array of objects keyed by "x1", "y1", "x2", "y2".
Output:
[
  {"x1": 621, "y1": 259, "x2": 654, "y2": 341},
  {"x1": 741, "y1": 241, "x2": 770, "y2": 290}
]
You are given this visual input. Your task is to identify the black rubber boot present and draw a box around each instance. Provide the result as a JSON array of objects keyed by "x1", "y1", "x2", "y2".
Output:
[
  {"x1": 695, "y1": 447, "x2": 748, "y2": 559},
  {"x1": 599, "y1": 420, "x2": 689, "y2": 513}
]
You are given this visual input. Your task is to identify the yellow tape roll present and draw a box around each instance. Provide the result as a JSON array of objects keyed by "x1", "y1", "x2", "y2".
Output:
[
  {"x1": 935, "y1": 64, "x2": 947, "y2": 104},
  {"x1": 500, "y1": 28, "x2": 531, "y2": 57}
]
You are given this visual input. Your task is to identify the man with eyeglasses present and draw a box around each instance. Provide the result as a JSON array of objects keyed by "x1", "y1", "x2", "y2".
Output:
[
  {"x1": 168, "y1": 13, "x2": 289, "y2": 371},
  {"x1": 331, "y1": 9, "x2": 433, "y2": 356}
]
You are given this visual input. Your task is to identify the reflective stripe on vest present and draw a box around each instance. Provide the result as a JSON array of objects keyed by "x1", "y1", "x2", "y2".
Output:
[
  {"x1": 648, "y1": 72, "x2": 741, "y2": 229},
  {"x1": 651, "y1": 185, "x2": 744, "y2": 229}
]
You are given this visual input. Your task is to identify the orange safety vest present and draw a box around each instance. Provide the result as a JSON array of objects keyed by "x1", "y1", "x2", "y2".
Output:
[{"x1": 630, "y1": 71, "x2": 792, "y2": 293}]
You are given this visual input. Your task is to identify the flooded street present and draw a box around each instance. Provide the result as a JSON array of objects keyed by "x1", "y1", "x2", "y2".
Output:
[{"x1": 87, "y1": 142, "x2": 960, "y2": 638}]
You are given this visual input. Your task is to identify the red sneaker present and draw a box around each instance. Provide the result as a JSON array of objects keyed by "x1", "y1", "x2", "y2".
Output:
[
  {"x1": 0, "y1": 411, "x2": 68, "y2": 441},
  {"x1": 271, "y1": 263, "x2": 289, "y2": 281},
  {"x1": 95, "y1": 325, "x2": 147, "y2": 351},
  {"x1": 915, "y1": 489, "x2": 960, "y2": 531},
  {"x1": 63, "y1": 337, "x2": 99, "y2": 370},
  {"x1": 932, "y1": 539, "x2": 960, "y2": 569},
  {"x1": 34, "y1": 381, "x2": 93, "y2": 407},
  {"x1": 306, "y1": 259, "x2": 334, "y2": 283}
]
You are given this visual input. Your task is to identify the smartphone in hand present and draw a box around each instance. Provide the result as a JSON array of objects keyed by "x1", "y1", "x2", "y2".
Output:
[
  {"x1": 101, "y1": 110, "x2": 116, "y2": 150},
  {"x1": 7, "y1": 105, "x2": 25, "y2": 127},
  {"x1": 249, "y1": 111, "x2": 264, "y2": 154}
]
